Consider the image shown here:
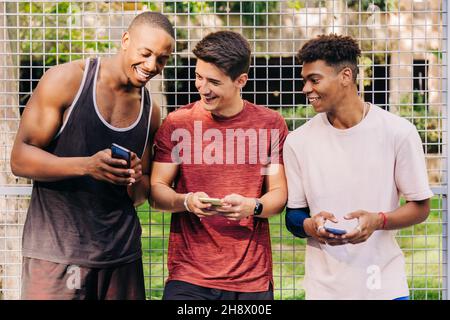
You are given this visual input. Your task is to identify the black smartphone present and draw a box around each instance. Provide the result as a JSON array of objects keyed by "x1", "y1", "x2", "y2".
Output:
[{"x1": 111, "y1": 143, "x2": 131, "y2": 168}]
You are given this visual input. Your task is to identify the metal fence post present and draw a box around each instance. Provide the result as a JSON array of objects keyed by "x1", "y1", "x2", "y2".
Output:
[{"x1": 444, "y1": 0, "x2": 450, "y2": 301}]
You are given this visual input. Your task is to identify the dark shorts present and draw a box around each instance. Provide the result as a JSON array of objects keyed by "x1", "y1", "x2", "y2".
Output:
[
  {"x1": 21, "y1": 257, "x2": 145, "y2": 300},
  {"x1": 163, "y1": 280, "x2": 273, "y2": 300}
]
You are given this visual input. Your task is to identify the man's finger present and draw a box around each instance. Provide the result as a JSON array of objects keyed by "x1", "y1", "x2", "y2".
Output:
[
  {"x1": 319, "y1": 211, "x2": 337, "y2": 222},
  {"x1": 344, "y1": 210, "x2": 363, "y2": 220}
]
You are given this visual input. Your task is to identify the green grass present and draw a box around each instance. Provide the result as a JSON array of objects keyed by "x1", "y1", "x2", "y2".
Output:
[{"x1": 137, "y1": 196, "x2": 444, "y2": 300}]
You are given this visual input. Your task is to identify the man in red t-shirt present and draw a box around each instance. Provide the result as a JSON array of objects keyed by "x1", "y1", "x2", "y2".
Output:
[{"x1": 151, "y1": 31, "x2": 288, "y2": 300}]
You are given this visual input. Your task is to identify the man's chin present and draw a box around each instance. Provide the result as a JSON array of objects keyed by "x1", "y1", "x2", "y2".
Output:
[
  {"x1": 201, "y1": 100, "x2": 218, "y2": 111},
  {"x1": 128, "y1": 76, "x2": 147, "y2": 88}
]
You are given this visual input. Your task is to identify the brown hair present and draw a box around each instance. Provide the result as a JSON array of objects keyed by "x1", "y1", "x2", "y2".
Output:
[{"x1": 193, "y1": 31, "x2": 251, "y2": 80}]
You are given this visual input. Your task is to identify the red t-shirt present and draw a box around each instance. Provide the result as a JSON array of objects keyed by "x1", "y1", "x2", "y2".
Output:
[{"x1": 154, "y1": 100, "x2": 288, "y2": 292}]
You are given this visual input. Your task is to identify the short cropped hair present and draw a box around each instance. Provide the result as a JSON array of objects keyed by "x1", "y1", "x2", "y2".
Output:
[
  {"x1": 128, "y1": 11, "x2": 174, "y2": 39},
  {"x1": 297, "y1": 34, "x2": 361, "y2": 82},
  {"x1": 193, "y1": 31, "x2": 251, "y2": 80}
]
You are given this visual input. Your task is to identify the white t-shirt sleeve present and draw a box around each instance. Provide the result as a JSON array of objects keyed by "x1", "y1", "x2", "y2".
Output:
[
  {"x1": 394, "y1": 127, "x2": 434, "y2": 201},
  {"x1": 283, "y1": 138, "x2": 308, "y2": 208}
]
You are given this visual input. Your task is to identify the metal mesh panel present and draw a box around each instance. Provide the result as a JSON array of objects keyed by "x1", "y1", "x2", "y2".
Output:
[{"x1": 0, "y1": 0, "x2": 446, "y2": 300}]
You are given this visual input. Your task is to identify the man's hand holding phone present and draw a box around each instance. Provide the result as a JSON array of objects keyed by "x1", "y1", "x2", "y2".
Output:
[
  {"x1": 214, "y1": 194, "x2": 255, "y2": 221},
  {"x1": 304, "y1": 212, "x2": 348, "y2": 246},
  {"x1": 85, "y1": 144, "x2": 142, "y2": 186},
  {"x1": 186, "y1": 192, "x2": 221, "y2": 218},
  {"x1": 110, "y1": 143, "x2": 143, "y2": 185},
  {"x1": 341, "y1": 210, "x2": 382, "y2": 244}
]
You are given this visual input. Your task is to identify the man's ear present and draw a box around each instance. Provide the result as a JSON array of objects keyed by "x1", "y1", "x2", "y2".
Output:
[
  {"x1": 340, "y1": 67, "x2": 354, "y2": 87},
  {"x1": 121, "y1": 31, "x2": 130, "y2": 51},
  {"x1": 235, "y1": 73, "x2": 248, "y2": 89}
]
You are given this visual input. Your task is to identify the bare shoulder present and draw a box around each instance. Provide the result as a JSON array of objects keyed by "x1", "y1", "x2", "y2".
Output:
[
  {"x1": 42, "y1": 59, "x2": 85, "y2": 84},
  {"x1": 35, "y1": 59, "x2": 87, "y2": 108}
]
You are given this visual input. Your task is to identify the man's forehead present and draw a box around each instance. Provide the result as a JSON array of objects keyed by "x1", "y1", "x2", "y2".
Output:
[
  {"x1": 301, "y1": 60, "x2": 333, "y2": 77},
  {"x1": 195, "y1": 60, "x2": 226, "y2": 78}
]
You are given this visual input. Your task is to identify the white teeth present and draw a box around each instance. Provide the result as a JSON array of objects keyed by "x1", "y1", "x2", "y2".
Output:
[
  {"x1": 136, "y1": 67, "x2": 150, "y2": 78},
  {"x1": 205, "y1": 96, "x2": 216, "y2": 102}
]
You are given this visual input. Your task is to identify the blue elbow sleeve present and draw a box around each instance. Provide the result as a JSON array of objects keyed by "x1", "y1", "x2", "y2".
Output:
[{"x1": 285, "y1": 207, "x2": 310, "y2": 238}]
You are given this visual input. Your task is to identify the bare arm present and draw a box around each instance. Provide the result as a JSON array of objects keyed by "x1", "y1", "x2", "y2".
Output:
[
  {"x1": 381, "y1": 199, "x2": 430, "y2": 229},
  {"x1": 128, "y1": 101, "x2": 161, "y2": 206},
  {"x1": 150, "y1": 161, "x2": 213, "y2": 216},
  {"x1": 10, "y1": 61, "x2": 133, "y2": 185},
  {"x1": 217, "y1": 164, "x2": 288, "y2": 220},
  {"x1": 337, "y1": 199, "x2": 431, "y2": 244},
  {"x1": 150, "y1": 162, "x2": 185, "y2": 212},
  {"x1": 258, "y1": 164, "x2": 288, "y2": 218}
]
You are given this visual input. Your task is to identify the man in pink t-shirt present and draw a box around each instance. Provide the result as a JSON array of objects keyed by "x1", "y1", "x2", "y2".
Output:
[
  {"x1": 284, "y1": 34, "x2": 433, "y2": 299},
  {"x1": 150, "y1": 31, "x2": 288, "y2": 300}
]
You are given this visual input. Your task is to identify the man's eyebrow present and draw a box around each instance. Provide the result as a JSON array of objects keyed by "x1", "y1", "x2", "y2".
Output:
[
  {"x1": 302, "y1": 73, "x2": 320, "y2": 78},
  {"x1": 208, "y1": 78, "x2": 222, "y2": 83},
  {"x1": 195, "y1": 72, "x2": 222, "y2": 83}
]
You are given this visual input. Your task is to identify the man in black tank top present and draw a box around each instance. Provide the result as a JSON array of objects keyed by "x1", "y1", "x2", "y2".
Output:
[{"x1": 10, "y1": 12, "x2": 174, "y2": 300}]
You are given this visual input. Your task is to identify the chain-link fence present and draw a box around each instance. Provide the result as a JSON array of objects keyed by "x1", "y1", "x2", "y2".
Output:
[{"x1": 0, "y1": 0, "x2": 446, "y2": 300}]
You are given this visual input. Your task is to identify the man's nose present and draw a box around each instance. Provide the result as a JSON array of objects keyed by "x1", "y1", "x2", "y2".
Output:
[
  {"x1": 196, "y1": 80, "x2": 210, "y2": 95},
  {"x1": 302, "y1": 81, "x2": 311, "y2": 94},
  {"x1": 144, "y1": 56, "x2": 157, "y2": 73}
]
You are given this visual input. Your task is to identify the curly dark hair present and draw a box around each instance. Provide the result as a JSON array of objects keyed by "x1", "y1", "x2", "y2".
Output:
[
  {"x1": 193, "y1": 31, "x2": 251, "y2": 80},
  {"x1": 297, "y1": 34, "x2": 361, "y2": 82}
]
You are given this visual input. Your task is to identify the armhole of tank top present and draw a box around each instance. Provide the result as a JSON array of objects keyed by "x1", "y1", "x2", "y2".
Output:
[
  {"x1": 141, "y1": 88, "x2": 153, "y2": 158},
  {"x1": 54, "y1": 58, "x2": 91, "y2": 139}
]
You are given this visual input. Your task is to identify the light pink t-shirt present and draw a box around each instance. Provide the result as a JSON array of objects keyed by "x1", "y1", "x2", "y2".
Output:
[{"x1": 283, "y1": 104, "x2": 433, "y2": 300}]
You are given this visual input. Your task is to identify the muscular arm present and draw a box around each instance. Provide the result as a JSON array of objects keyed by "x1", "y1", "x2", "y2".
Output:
[
  {"x1": 11, "y1": 62, "x2": 88, "y2": 181},
  {"x1": 11, "y1": 61, "x2": 133, "y2": 185},
  {"x1": 128, "y1": 101, "x2": 161, "y2": 206}
]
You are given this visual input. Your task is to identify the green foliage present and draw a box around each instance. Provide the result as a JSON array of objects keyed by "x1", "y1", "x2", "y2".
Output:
[
  {"x1": 431, "y1": 50, "x2": 443, "y2": 61},
  {"x1": 287, "y1": 0, "x2": 305, "y2": 10},
  {"x1": 157, "y1": 1, "x2": 279, "y2": 25},
  {"x1": 398, "y1": 93, "x2": 441, "y2": 154},
  {"x1": 18, "y1": 1, "x2": 112, "y2": 66},
  {"x1": 347, "y1": 0, "x2": 398, "y2": 11},
  {"x1": 279, "y1": 105, "x2": 316, "y2": 131}
]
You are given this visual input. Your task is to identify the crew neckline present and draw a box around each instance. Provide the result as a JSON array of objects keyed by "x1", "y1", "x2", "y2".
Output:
[
  {"x1": 321, "y1": 102, "x2": 374, "y2": 135},
  {"x1": 198, "y1": 99, "x2": 248, "y2": 122}
]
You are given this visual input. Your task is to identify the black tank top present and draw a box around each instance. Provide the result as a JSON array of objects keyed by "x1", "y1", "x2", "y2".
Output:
[{"x1": 22, "y1": 58, "x2": 152, "y2": 267}]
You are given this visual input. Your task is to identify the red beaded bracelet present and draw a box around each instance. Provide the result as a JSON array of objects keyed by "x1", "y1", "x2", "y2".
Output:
[{"x1": 378, "y1": 212, "x2": 387, "y2": 230}]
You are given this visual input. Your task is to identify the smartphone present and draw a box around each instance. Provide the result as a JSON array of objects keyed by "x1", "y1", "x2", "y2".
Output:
[
  {"x1": 198, "y1": 197, "x2": 223, "y2": 207},
  {"x1": 324, "y1": 226, "x2": 347, "y2": 235},
  {"x1": 111, "y1": 143, "x2": 131, "y2": 168}
]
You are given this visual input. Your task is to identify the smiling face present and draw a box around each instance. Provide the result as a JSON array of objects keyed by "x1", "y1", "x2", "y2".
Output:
[
  {"x1": 121, "y1": 25, "x2": 174, "y2": 87},
  {"x1": 301, "y1": 60, "x2": 347, "y2": 113},
  {"x1": 195, "y1": 59, "x2": 247, "y2": 115}
]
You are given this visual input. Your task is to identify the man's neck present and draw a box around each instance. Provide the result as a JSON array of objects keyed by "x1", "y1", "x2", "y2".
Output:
[
  {"x1": 326, "y1": 95, "x2": 367, "y2": 129},
  {"x1": 211, "y1": 96, "x2": 244, "y2": 118},
  {"x1": 99, "y1": 55, "x2": 138, "y2": 93}
]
